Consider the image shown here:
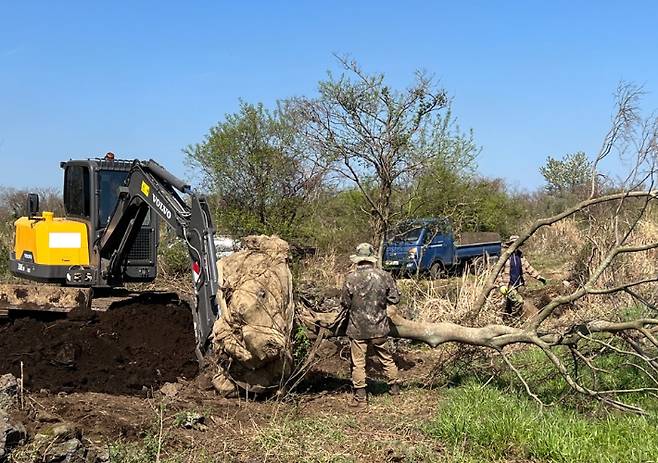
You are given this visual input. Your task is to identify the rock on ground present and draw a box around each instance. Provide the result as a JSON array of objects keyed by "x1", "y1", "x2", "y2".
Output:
[
  {"x1": 0, "y1": 373, "x2": 18, "y2": 397},
  {"x1": 0, "y1": 409, "x2": 27, "y2": 460}
]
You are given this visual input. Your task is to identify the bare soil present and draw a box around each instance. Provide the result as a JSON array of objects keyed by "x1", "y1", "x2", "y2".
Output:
[
  {"x1": 1, "y1": 299, "x2": 445, "y2": 461},
  {"x1": 0, "y1": 301, "x2": 198, "y2": 395},
  {"x1": 11, "y1": 374, "x2": 445, "y2": 461}
]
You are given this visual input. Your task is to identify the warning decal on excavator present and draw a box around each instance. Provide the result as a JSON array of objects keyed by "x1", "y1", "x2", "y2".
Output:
[{"x1": 141, "y1": 181, "x2": 151, "y2": 197}]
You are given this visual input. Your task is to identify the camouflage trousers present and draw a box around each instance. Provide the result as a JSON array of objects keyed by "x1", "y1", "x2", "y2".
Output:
[
  {"x1": 504, "y1": 287, "x2": 525, "y2": 316},
  {"x1": 350, "y1": 337, "x2": 399, "y2": 389}
]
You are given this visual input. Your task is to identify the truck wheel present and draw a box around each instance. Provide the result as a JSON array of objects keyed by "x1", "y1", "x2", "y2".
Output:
[{"x1": 429, "y1": 262, "x2": 445, "y2": 280}]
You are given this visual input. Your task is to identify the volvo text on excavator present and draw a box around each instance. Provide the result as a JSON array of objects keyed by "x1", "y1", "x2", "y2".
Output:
[{"x1": 1, "y1": 155, "x2": 221, "y2": 358}]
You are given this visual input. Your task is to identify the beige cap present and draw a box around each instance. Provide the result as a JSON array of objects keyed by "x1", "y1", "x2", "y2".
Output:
[{"x1": 350, "y1": 242, "x2": 377, "y2": 264}]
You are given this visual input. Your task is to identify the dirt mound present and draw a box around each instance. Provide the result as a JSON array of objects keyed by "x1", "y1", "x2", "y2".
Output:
[{"x1": 0, "y1": 302, "x2": 198, "y2": 395}]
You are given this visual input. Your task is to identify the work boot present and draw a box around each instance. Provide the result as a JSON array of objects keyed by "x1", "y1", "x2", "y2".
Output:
[
  {"x1": 389, "y1": 383, "x2": 401, "y2": 396},
  {"x1": 349, "y1": 388, "x2": 367, "y2": 407}
]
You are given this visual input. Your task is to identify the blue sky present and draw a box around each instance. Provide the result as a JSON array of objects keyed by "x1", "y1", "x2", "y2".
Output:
[{"x1": 1, "y1": 1, "x2": 657, "y2": 191}]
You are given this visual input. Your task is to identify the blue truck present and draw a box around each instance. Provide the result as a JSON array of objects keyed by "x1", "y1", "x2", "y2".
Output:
[{"x1": 383, "y1": 218, "x2": 502, "y2": 278}]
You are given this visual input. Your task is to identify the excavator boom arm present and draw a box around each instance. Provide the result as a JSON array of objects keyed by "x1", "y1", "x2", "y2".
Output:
[{"x1": 97, "y1": 160, "x2": 220, "y2": 355}]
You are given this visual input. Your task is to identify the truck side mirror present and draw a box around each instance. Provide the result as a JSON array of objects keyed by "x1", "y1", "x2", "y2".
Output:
[{"x1": 26, "y1": 193, "x2": 40, "y2": 217}]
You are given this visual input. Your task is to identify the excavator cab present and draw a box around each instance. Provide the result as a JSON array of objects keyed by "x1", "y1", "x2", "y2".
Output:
[
  {"x1": 5, "y1": 156, "x2": 220, "y2": 356},
  {"x1": 10, "y1": 158, "x2": 159, "y2": 286}
]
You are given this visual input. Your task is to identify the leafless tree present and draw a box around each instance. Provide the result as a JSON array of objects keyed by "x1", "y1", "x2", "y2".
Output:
[
  {"x1": 0, "y1": 187, "x2": 63, "y2": 219},
  {"x1": 293, "y1": 56, "x2": 467, "y2": 263}
]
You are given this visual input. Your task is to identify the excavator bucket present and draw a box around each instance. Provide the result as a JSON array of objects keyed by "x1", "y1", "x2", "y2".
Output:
[{"x1": 0, "y1": 284, "x2": 92, "y2": 317}]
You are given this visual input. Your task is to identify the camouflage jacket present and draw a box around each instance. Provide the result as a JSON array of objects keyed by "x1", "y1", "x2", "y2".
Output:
[
  {"x1": 496, "y1": 250, "x2": 542, "y2": 288},
  {"x1": 341, "y1": 264, "x2": 400, "y2": 340}
]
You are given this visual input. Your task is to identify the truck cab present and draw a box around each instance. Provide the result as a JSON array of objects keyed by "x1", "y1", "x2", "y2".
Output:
[{"x1": 383, "y1": 218, "x2": 501, "y2": 278}]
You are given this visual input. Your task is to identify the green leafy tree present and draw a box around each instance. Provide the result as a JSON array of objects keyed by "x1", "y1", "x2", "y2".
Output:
[
  {"x1": 540, "y1": 151, "x2": 592, "y2": 196},
  {"x1": 410, "y1": 162, "x2": 522, "y2": 237},
  {"x1": 185, "y1": 102, "x2": 325, "y2": 239},
  {"x1": 300, "y1": 187, "x2": 372, "y2": 254}
]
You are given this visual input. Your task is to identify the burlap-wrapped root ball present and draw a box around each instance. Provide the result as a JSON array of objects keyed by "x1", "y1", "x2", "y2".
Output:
[{"x1": 211, "y1": 235, "x2": 294, "y2": 396}]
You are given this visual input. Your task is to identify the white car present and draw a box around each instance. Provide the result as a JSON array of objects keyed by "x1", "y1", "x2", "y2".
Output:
[{"x1": 214, "y1": 236, "x2": 240, "y2": 259}]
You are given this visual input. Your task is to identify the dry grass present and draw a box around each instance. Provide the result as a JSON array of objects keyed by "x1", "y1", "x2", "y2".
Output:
[
  {"x1": 297, "y1": 249, "x2": 505, "y2": 327},
  {"x1": 529, "y1": 217, "x2": 584, "y2": 266},
  {"x1": 297, "y1": 250, "x2": 349, "y2": 290},
  {"x1": 294, "y1": 211, "x2": 658, "y2": 334},
  {"x1": 250, "y1": 388, "x2": 444, "y2": 462},
  {"x1": 523, "y1": 211, "x2": 658, "y2": 324},
  {"x1": 396, "y1": 269, "x2": 502, "y2": 326}
]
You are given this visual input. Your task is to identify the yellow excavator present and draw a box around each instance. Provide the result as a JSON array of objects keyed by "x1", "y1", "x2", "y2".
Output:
[{"x1": 1, "y1": 155, "x2": 221, "y2": 358}]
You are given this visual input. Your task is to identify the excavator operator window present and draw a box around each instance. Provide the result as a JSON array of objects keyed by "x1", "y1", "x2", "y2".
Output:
[
  {"x1": 64, "y1": 165, "x2": 90, "y2": 218},
  {"x1": 98, "y1": 170, "x2": 128, "y2": 227},
  {"x1": 98, "y1": 169, "x2": 151, "y2": 228}
]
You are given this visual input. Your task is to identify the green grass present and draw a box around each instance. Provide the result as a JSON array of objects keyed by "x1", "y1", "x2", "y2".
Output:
[
  {"x1": 425, "y1": 382, "x2": 658, "y2": 463},
  {"x1": 440, "y1": 341, "x2": 658, "y2": 413},
  {"x1": 253, "y1": 376, "x2": 658, "y2": 463},
  {"x1": 108, "y1": 435, "x2": 160, "y2": 463},
  {"x1": 423, "y1": 343, "x2": 658, "y2": 461},
  {"x1": 255, "y1": 416, "x2": 349, "y2": 462},
  {"x1": 108, "y1": 434, "x2": 221, "y2": 463},
  {"x1": 293, "y1": 324, "x2": 312, "y2": 364},
  {"x1": 14, "y1": 380, "x2": 658, "y2": 462}
]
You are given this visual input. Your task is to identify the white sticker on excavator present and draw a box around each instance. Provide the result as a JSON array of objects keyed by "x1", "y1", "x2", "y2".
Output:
[{"x1": 49, "y1": 232, "x2": 82, "y2": 249}]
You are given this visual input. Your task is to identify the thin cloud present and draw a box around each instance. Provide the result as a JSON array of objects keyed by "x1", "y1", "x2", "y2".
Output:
[{"x1": 3, "y1": 46, "x2": 22, "y2": 57}]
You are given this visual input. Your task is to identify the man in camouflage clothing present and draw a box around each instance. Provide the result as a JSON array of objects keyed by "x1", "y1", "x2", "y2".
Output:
[
  {"x1": 497, "y1": 235, "x2": 547, "y2": 316},
  {"x1": 341, "y1": 243, "x2": 401, "y2": 406}
]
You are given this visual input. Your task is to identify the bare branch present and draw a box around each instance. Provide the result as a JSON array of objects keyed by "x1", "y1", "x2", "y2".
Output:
[{"x1": 471, "y1": 189, "x2": 658, "y2": 320}]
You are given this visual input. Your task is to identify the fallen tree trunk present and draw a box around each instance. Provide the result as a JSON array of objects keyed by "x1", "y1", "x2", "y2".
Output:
[{"x1": 298, "y1": 306, "x2": 531, "y2": 349}]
